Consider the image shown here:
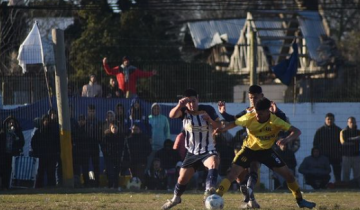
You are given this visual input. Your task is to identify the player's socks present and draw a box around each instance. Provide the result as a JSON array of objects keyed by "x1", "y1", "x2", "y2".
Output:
[
  {"x1": 174, "y1": 183, "x2": 187, "y2": 197},
  {"x1": 247, "y1": 171, "x2": 258, "y2": 201},
  {"x1": 216, "y1": 178, "x2": 231, "y2": 196},
  {"x1": 206, "y1": 169, "x2": 219, "y2": 189},
  {"x1": 287, "y1": 181, "x2": 302, "y2": 201}
]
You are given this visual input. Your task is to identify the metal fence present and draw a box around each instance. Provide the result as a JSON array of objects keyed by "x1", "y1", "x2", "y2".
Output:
[{"x1": 1, "y1": 63, "x2": 360, "y2": 106}]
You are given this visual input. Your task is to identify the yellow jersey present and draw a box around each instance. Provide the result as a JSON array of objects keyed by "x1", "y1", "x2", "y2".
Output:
[{"x1": 235, "y1": 112, "x2": 291, "y2": 150}]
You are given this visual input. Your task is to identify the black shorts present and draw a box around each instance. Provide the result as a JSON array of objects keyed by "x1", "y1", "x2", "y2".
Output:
[
  {"x1": 181, "y1": 151, "x2": 218, "y2": 171},
  {"x1": 233, "y1": 147, "x2": 285, "y2": 169}
]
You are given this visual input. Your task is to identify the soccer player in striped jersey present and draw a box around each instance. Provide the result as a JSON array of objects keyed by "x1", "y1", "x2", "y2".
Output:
[
  {"x1": 215, "y1": 98, "x2": 316, "y2": 209},
  {"x1": 161, "y1": 88, "x2": 221, "y2": 210}
]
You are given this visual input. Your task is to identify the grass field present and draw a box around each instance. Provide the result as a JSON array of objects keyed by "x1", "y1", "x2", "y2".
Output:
[{"x1": 0, "y1": 188, "x2": 359, "y2": 210}]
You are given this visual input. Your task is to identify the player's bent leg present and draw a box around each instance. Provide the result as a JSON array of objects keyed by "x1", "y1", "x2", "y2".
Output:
[
  {"x1": 203, "y1": 155, "x2": 219, "y2": 200},
  {"x1": 216, "y1": 164, "x2": 244, "y2": 196},
  {"x1": 246, "y1": 161, "x2": 260, "y2": 202},
  {"x1": 273, "y1": 166, "x2": 316, "y2": 209},
  {"x1": 161, "y1": 168, "x2": 195, "y2": 210}
]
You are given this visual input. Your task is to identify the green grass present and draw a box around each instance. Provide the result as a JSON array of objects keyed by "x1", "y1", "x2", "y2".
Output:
[{"x1": 0, "y1": 188, "x2": 359, "y2": 210}]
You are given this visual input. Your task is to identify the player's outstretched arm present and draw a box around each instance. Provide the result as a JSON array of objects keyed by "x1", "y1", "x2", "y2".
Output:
[
  {"x1": 213, "y1": 121, "x2": 237, "y2": 135},
  {"x1": 202, "y1": 114, "x2": 222, "y2": 129},
  {"x1": 276, "y1": 126, "x2": 301, "y2": 147}
]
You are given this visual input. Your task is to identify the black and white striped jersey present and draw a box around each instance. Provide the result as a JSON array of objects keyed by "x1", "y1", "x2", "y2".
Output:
[{"x1": 180, "y1": 105, "x2": 219, "y2": 155}]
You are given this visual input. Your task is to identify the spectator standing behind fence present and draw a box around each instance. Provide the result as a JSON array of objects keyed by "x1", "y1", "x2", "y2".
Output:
[
  {"x1": 104, "y1": 78, "x2": 124, "y2": 98},
  {"x1": 313, "y1": 113, "x2": 342, "y2": 182},
  {"x1": 0, "y1": 116, "x2": 25, "y2": 189},
  {"x1": 298, "y1": 147, "x2": 331, "y2": 189},
  {"x1": 101, "y1": 123, "x2": 125, "y2": 189},
  {"x1": 114, "y1": 103, "x2": 130, "y2": 135},
  {"x1": 81, "y1": 74, "x2": 102, "y2": 97},
  {"x1": 48, "y1": 108, "x2": 62, "y2": 186},
  {"x1": 155, "y1": 139, "x2": 181, "y2": 190},
  {"x1": 72, "y1": 114, "x2": 91, "y2": 188},
  {"x1": 128, "y1": 97, "x2": 152, "y2": 138},
  {"x1": 31, "y1": 114, "x2": 59, "y2": 188},
  {"x1": 340, "y1": 117, "x2": 360, "y2": 185},
  {"x1": 102, "y1": 56, "x2": 157, "y2": 98},
  {"x1": 85, "y1": 104, "x2": 103, "y2": 187},
  {"x1": 144, "y1": 158, "x2": 168, "y2": 190},
  {"x1": 102, "y1": 110, "x2": 116, "y2": 135},
  {"x1": 147, "y1": 103, "x2": 171, "y2": 170},
  {"x1": 124, "y1": 123, "x2": 152, "y2": 185}
]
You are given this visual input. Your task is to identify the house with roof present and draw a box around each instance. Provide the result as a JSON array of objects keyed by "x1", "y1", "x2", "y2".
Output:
[
  {"x1": 184, "y1": 10, "x2": 341, "y2": 103},
  {"x1": 185, "y1": 19, "x2": 245, "y2": 71}
]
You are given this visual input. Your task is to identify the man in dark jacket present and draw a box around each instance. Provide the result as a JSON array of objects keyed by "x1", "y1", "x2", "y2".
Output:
[
  {"x1": 299, "y1": 147, "x2": 331, "y2": 189},
  {"x1": 313, "y1": 113, "x2": 342, "y2": 182},
  {"x1": 125, "y1": 123, "x2": 152, "y2": 184},
  {"x1": 0, "y1": 116, "x2": 25, "y2": 188},
  {"x1": 72, "y1": 114, "x2": 91, "y2": 187},
  {"x1": 85, "y1": 104, "x2": 103, "y2": 187},
  {"x1": 48, "y1": 108, "x2": 61, "y2": 186},
  {"x1": 101, "y1": 123, "x2": 125, "y2": 189},
  {"x1": 31, "y1": 114, "x2": 59, "y2": 188},
  {"x1": 155, "y1": 139, "x2": 181, "y2": 189},
  {"x1": 340, "y1": 117, "x2": 360, "y2": 186}
]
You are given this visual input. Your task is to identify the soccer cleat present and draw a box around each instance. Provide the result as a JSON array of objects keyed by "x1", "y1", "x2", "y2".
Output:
[
  {"x1": 240, "y1": 200, "x2": 261, "y2": 209},
  {"x1": 297, "y1": 199, "x2": 316, "y2": 209},
  {"x1": 240, "y1": 185, "x2": 250, "y2": 202},
  {"x1": 161, "y1": 198, "x2": 181, "y2": 210},
  {"x1": 203, "y1": 187, "x2": 216, "y2": 201},
  {"x1": 248, "y1": 200, "x2": 261, "y2": 208}
]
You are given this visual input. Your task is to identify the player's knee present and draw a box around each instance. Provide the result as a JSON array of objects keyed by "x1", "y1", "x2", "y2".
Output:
[
  {"x1": 249, "y1": 171, "x2": 258, "y2": 179},
  {"x1": 228, "y1": 169, "x2": 241, "y2": 181}
]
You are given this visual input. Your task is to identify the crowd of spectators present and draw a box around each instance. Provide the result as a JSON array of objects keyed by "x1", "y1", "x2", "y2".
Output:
[
  {"x1": 1, "y1": 69, "x2": 360, "y2": 192},
  {"x1": 0, "y1": 110, "x2": 360, "y2": 191}
]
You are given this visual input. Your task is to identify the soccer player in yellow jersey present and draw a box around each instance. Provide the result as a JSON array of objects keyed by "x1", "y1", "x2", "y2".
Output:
[{"x1": 215, "y1": 97, "x2": 316, "y2": 209}]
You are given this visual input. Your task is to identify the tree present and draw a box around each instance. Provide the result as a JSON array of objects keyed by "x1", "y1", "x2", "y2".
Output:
[
  {"x1": 0, "y1": 2, "x2": 28, "y2": 75},
  {"x1": 320, "y1": 0, "x2": 360, "y2": 41},
  {"x1": 68, "y1": 0, "x2": 119, "y2": 83}
]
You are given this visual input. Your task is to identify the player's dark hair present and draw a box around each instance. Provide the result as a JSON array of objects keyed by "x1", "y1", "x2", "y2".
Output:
[
  {"x1": 249, "y1": 85, "x2": 262, "y2": 94},
  {"x1": 255, "y1": 97, "x2": 271, "y2": 111},
  {"x1": 184, "y1": 88, "x2": 198, "y2": 98},
  {"x1": 326, "y1": 113, "x2": 334, "y2": 118}
]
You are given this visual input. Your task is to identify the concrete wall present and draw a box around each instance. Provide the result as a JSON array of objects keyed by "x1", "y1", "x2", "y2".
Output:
[{"x1": 233, "y1": 84, "x2": 288, "y2": 103}]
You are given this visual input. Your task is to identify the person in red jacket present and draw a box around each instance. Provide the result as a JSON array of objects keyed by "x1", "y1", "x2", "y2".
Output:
[{"x1": 102, "y1": 56, "x2": 157, "y2": 98}]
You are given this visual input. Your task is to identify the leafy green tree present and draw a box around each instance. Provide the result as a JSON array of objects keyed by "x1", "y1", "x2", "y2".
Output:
[
  {"x1": 67, "y1": 0, "x2": 239, "y2": 102},
  {"x1": 68, "y1": 0, "x2": 118, "y2": 82},
  {"x1": 320, "y1": 0, "x2": 360, "y2": 41},
  {"x1": 0, "y1": 2, "x2": 28, "y2": 75}
]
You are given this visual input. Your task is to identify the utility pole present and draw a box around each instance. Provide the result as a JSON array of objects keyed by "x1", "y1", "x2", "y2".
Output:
[
  {"x1": 52, "y1": 28, "x2": 74, "y2": 187},
  {"x1": 249, "y1": 30, "x2": 257, "y2": 86}
]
